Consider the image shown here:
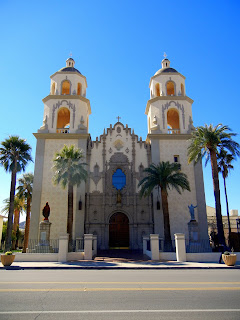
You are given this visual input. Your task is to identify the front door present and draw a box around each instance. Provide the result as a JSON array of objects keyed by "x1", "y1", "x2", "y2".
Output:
[{"x1": 109, "y1": 212, "x2": 129, "y2": 248}]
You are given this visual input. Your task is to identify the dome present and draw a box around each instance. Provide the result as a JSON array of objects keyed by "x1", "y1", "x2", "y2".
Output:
[
  {"x1": 154, "y1": 67, "x2": 178, "y2": 76},
  {"x1": 59, "y1": 67, "x2": 82, "y2": 74}
]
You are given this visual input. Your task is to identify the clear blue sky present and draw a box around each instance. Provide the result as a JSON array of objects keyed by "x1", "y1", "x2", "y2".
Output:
[{"x1": 0, "y1": 0, "x2": 239, "y2": 221}]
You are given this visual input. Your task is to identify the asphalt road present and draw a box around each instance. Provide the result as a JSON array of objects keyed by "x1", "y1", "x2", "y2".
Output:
[{"x1": 0, "y1": 269, "x2": 240, "y2": 320}]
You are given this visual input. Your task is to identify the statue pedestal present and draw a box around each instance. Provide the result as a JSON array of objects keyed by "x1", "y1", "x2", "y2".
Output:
[
  {"x1": 188, "y1": 220, "x2": 199, "y2": 242},
  {"x1": 27, "y1": 220, "x2": 54, "y2": 253},
  {"x1": 187, "y1": 220, "x2": 200, "y2": 253},
  {"x1": 39, "y1": 220, "x2": 52, "y2": 245}
]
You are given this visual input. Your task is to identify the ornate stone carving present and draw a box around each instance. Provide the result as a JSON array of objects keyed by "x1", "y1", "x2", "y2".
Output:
[
  {"x1": 162, "y1": 101, "x2": 185, "y2": 129},
  {"x1": 52, "y1": 100, "x2": 76, "y2": 129}
]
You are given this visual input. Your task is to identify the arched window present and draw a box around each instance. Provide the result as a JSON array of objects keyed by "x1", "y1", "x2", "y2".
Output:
[
  {"x1": 181, "y1": 83, "x2": 184, "y2": 96},
  {"x1": 167, "y1": 109, "x2": 180, "y2": 134},
  {"x1": 57, "y1": 107, "x2": 70, "y2": 133},
  {"x1": 155, "y1": 83, "x2": 160, "y2": 97},
  {"x1": 51, "y1": 82, "x2": 55, "y2": 95},
  {"x1": 77, "y1": 83, "x2": 82, "y2": 95},
  {"x1": 112, "y1": 169, "x2": 126, "y2": 190},
  {"x1": 61, "y1": 80, "x2": 70, "y2": 95},
  {"x1": 166, "y1": 81, "x2": 175, "y2": 96}
]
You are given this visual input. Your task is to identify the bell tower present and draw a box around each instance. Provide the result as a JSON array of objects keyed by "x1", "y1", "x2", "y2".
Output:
[
  {"x1": 29, "y1": 58, "x2": 91, "y2": 241},
  {"x1": 145, "y1": 56, "x2": 209, "y2": 241}
]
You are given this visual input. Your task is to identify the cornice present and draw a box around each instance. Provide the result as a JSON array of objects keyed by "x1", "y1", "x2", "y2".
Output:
[
  {"x1": 33, "y1": 133, "x2": 90, "y2": 140},
  {"x1": 149, "y1": 72, "x2": 186, "y2": 86},
  {"x1": 42, "y1": 95, "x2": 92, "y2": 114},
  {"x1": 145, "y1": 96, "x2": 194, "y2": 115},
  {"x1": 147, "y1": 133, "x2": 192, "y2": 140},
  {"x1": 50, "y1": 71, "x2": 88, "y2": 87}
]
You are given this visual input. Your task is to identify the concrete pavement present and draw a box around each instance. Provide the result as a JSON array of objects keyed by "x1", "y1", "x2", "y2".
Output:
[{"x1": 1, "y1": 259, "x2": 240, "y2": 269}]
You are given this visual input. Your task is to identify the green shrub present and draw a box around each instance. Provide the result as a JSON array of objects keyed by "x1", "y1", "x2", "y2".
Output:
[
  {"x1": 5, "y1": 251, "x2": 13, "y2": 255},
  {"x1": 223, "y1": 251, "x2": 230, "y2": 255}
]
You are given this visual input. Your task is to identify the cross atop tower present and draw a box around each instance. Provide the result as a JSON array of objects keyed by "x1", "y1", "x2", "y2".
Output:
[
  {"x1": 116, "y1": 116, "x2": 121, "y2": 122},
  {"x1": 163, "y1": 52, "x2": 167, "y2": 59}
]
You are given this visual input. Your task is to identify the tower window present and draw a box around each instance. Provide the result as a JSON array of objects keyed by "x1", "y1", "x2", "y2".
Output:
[
  {"x1": 174, "y1": 155, "x2": 179, "y2": 163},
  {"x1": 77, "y1": 83, "x2": 82, "y2": 95},
  {"x1": 155, "y1": 83, "x2": 160, "y2": 97},
  {"x1": 181, "y1": 83, "x2": 184, "y2": 96},
  {"x1": 62, "y1": 80, "x2": 70, "y2": 95},
  {"x1": 167, "y1": 109, "x2": 180, "y2": 134},
  {"x1": 57, "y1": 107, "x2": 70, "y2": 133},
  {"x1": 166, "y1": 81, "x2": 175, "y2": 96},
  {"x1": 112, "y1": 168, "x2": 126, "y2": 190},
  {"x1": 51, "y1": 82, "x2": 55, "y2": 95}
]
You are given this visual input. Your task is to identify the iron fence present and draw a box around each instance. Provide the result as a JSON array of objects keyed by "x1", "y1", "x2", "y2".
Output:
[
  {"x1": 26, "y1": 239, "x2": 59, "y2": 253},
  {"x1": 186, "y1": 239, "x2": 212, "y2": 253}
]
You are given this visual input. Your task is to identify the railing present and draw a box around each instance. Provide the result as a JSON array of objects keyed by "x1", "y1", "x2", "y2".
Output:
[
  {"x1": 159, "y1": 239, "x2": 176, "y2": 252},
  {"x1": 69, "y1": 238, "x2": 84, "y2": 252},
  {"x1": 186, "y1": 239, "x2": 212, "y2": 253},
  {"x1": 56, "y1": 128, "x2": 70, "y2": 134},
  {"x1": 26, "y1": 239, "x2": 59, "y2": 253},
  {"x1": 168, "y1": 129, "x2": 180, "y2": 134}
]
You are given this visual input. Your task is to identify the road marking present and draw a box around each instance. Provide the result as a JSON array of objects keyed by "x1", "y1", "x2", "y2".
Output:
[
  {"x1": 1, "y1": 281, "x2": 240, "y2": 284},
  {"x1": 0, "y1": 309, "x2": 240, "y2": 314},
  {"x1": 0, "y1": 287, "x2": 240, "y2": 292}
]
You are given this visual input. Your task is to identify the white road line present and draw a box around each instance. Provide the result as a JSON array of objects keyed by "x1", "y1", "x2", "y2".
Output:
[{"x1": 0, "y1": 309, "x2": 239, "y2": 314}]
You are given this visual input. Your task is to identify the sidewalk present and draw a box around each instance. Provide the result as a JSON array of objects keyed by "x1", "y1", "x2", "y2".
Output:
[{"x1": 1, "y1": 260, "x2": 240, "y2": 270}]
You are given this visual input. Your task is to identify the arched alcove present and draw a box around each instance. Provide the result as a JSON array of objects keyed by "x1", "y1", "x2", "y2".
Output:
[
  {"x1": 181, "y1": 83, "x2": 185, "y2": 96},
  {"x1": 77, "y1": 83, "x2": 82, "y2": 95},
  {"x1": 61, "y1": 80, "x2": 70, "y2": 95},
  {"x1": 51, "y1": 82, "x2": 55, "y2": 95},
  {"x1": 166, "y1": 81, "x2": 175, "y2": 96},
  {"x1": 167, "y1": 109, "x2": 180, "y2": 134},
  {"x1": 57, "y1": 107, "x2": 70, "y2": 133},
  {"x1": 155, "y1": 83, "x2": 160, "y2": 97}
]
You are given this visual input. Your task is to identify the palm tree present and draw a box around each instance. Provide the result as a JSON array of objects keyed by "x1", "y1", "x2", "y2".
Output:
[
  {"x1": 17, "y1": 173, "x2": 34, "y2": 253},
  {"x1": 217, "y1": 148, "x2": 234, "y2": 245},
  {"x1": 1, "y1": 196, "x2": 25, "y2": 249},
  {"x1": 0, "y1": 136, "x2": 32, "y2": 251},
  {"x1": 188, "y1": 124, "x2": 240, "y2": 246},
  {"x1": 138, "y1": 162, "x2": 190, "y2": 248},
  {"x1": 52, "y1": 145, "x2": 87, "y2": 247}
]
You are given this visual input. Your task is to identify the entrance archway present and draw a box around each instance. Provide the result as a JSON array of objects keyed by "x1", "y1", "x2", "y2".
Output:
[{"x1": 109, "y1": 212, "x2": 129, "y2": 248}]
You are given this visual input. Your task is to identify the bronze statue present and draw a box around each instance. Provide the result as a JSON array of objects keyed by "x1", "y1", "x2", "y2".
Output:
[
  {"x1": 42, "y1": 202, "x2": 50, "y2": 221},
  {"x1": 188, "y1": 204, "x2": 197, "y2": 221}
]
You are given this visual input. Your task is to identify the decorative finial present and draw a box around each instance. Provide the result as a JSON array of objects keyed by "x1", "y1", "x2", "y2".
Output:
[
  {"x1": 116, "y1": 116, "x2": 121, "y2": 122},
  {"x1": 163, "y1": 52, "x2": 167, "y2": 59},
  {"x1": 69, "y1": 52, "x2": 73, "y2": 58}
]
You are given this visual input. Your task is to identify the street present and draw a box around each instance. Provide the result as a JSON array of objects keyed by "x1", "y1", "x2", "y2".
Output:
[{"x1": 0, "y1": 269, "x2": 240, "y2": 319}]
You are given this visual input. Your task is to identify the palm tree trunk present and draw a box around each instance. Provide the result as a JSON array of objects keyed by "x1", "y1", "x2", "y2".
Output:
[
  {"x1": 67, "y1": 182, "x2": 74, "y2": 249},
  {"x1": 161, "y1": 189, "x2": 172, "y2": 250},
  {"x1": 12, "y1": 209, "x2": 20, "y2": 250},
  {"x1": 210, "y1": 149, "x2": 225, "y2": 246},
  {"x1": 5, "y1": 167, "x2": 17, "y2": 251},
  {"x1": 22, "y1": 198, "x2": 31, "y2": 253},
  {"x1": 223, "y1": 176, "x2": 231, "y2": 246}
]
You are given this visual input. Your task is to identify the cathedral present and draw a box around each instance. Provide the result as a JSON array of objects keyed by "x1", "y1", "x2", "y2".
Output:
[{"x1": 29, "y1": 57, "x2": 209, "y2": 250}]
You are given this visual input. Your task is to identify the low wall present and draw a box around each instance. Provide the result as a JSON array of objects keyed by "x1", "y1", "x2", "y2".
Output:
[
  {"x1": 145, "y1": 249, "x2": 151, "y2": 259},
  {"x1": 67, "y1": 252, "x2": 84, "y2": 261},
  {"x1": 14, "y1": 253, "x2": 58, "y2": 262},
  {"x1": 186, "y1": 252, "x2": 240, "y2": 263},
  {"x1": 159, "y1": 252, "x2": 176, "y2": 261}
]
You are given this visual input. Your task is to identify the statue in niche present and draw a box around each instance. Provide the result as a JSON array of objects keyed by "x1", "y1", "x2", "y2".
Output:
[
  {"x1": 42, "y1": 202, "x2": 50, "y2": 221},
  {"x1": 117, "y1": 190, "x2": 122, "y2": 204},
  {"x1": 188, "y1": 204, "x2": 197, "y2": 221},
  {"x1": 40, "y1": 115, "x2": 48, "y2": 131}
]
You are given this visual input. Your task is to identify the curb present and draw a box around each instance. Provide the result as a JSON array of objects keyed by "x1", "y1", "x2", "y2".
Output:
[{"x1": 1, "y1": 265, "x2": 239, "y2": 270}]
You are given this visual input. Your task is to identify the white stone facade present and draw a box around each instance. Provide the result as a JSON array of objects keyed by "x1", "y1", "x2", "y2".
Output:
[{"x1": 29, "y1": 57, "x2": 209, "y2": 250}]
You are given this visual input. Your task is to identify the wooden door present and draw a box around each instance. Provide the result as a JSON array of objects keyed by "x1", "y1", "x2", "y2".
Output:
[{"x1": 109, "y1": 213, "x2": 129, "y2": 248}]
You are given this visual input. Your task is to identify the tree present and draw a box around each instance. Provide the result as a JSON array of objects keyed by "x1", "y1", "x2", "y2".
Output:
[
  {"x1": 188, "y1": 124, "x2": 240, "y2": 246},
  {"x1": 0, "y1": 136, "x2": 32, "y2": 251},
  {"x1": 138, "y1": 161, "x2": 190, "y2": 248},
  {"x1": 217, "y1": 148, "x2": 234, "y2": 244},
  {"x1": 1, "y1": 196, "x2": 25, "y2": 249},
  {"x1": 52, "y1": 145, "x2": 87, "y2": 247},
  {"x1": 17, "y1": 173, "x2": 34, "y2": 253}
]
